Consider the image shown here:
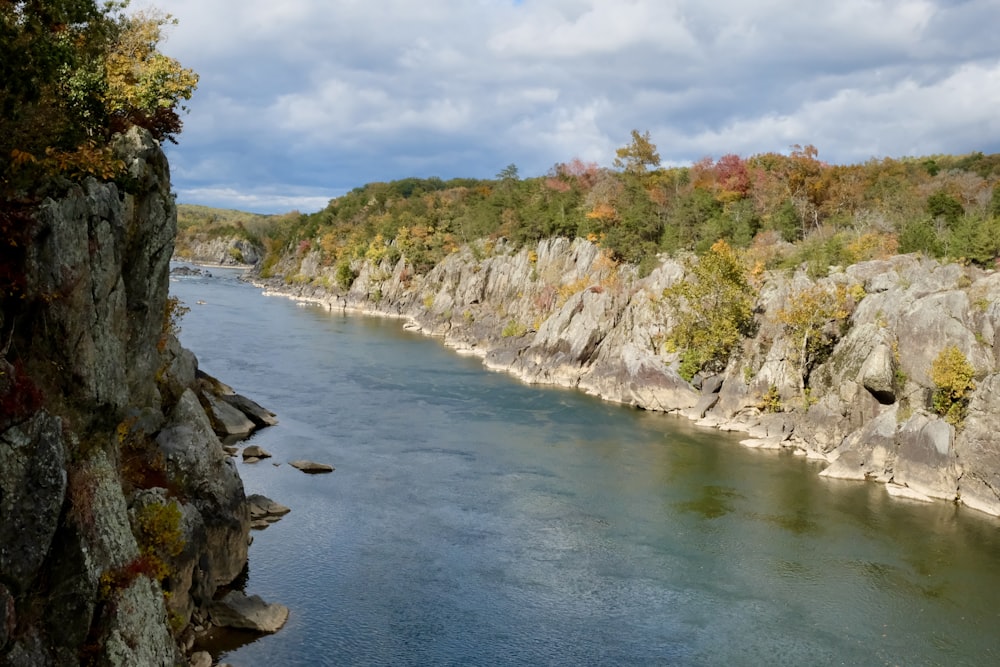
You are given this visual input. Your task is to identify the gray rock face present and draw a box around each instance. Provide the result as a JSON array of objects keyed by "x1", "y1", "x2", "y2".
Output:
[
  {"x1": 21, "y1": 128, "x2": 176, "y2": 416},
  {"x1": 175, "y1": 236, "x2": 262, "y2": 266},
  {"x1": 955, "y1": 373, "x2": 1000, "y2": 514},
  {"x1": 99, "y1": 577, "x2": 180, "y2": 667},
  {"x1": 860, "y1": 341, "x2": 897, "y2": 405},
  {"x1": 0, "y1": 128, "x2": 267, "y2": 664},
  {"x1": 894, "y1": 413, "x2": 958, "y2": 500},
  {"x1": 157, "y1": 390, "x2": 250, "y2": 587},
  {"x1": 255, "y1": 240, "x2": 1000, "y2": 516},
  {"x1": 0, "y1": 412, "x2": 66, "y2": 593}
]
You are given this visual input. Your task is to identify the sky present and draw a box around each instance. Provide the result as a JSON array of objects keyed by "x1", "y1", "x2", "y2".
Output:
[{"x1": 150, "y1": 0, "x2": 1000, "y2": 214}]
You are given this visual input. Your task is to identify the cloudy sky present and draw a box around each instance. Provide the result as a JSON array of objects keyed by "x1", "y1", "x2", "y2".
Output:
[{"x1": 152, "y1": 0, "x2": 1000, "y2": 214}]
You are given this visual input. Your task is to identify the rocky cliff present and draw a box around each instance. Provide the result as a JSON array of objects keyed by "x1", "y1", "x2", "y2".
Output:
[
  {"x1": 174, "y1": 236, "x2": 261, "y2": 267},
  {"x1": 0, "y1": 128, "x2": 268, "y2": 666},
  {"x1": 253, "y1": 237, "x2": 1000, "y2": 516}
]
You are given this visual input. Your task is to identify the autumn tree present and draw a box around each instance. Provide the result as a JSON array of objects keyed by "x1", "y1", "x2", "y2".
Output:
[
  {"x1": 776, "y1": 283, "x2": 860, "y2": 392},
  {"x1": 930, "y1": 346, "x2": 976, "y2": 426},
  {"x1": 102, "y1": 7, "x2": 198, "y2": 142},
  {"x1": 1, "y1": 0, "x2": 197, "y2": 194},
  {"x1": 614, "y1": 129, "x2": 661, "y2": 175},
  {"x1": 2, "y1": 0, "x2": 197, "y2": 303}
]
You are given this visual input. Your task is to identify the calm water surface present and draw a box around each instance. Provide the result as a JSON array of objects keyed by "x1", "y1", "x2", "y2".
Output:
[{"x1": 172, "y1": 266, "x2": 1000, "y2": 666}]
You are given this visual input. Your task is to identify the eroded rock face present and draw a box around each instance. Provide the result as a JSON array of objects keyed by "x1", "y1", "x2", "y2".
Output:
[
  {"x1": 1, "y1": 128, "x2": 258, "y2": 665},
  {"x1": 157, "y1": 390, "x2": 250, "y2": 588},
  {"x1": 0, "y1": 412, "x2": 66, "y2": 593},
  {"x1": 254, "y1": 239, "x2": 1000, "y2": 516},
  {"x1": 956, "y1": 374, "x2": 1000, "y2": 514},
  {"x1": 894, "y1": 413, "x2": 958, "y2": 500},
  {"x1": 175, "y1": 236, "x2": 261, "y2": 267}
]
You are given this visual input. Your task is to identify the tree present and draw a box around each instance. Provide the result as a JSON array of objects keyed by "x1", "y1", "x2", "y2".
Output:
[
  {"x1": 1, "y1": 0, "x2": 198, "y2": 304},
  {"x1": 663, "y1": 240, "x2": 757, "y2": 380},
  {"x1": 614, "y1": 129, "x2": 660, "y2": 175},
  {"x1": 926, "y1": 191, "x2": 964, "y2": 227},
  {"x1": 1, "y1": 0, "x2": 197, "y2": 193},
  {"x1": 102, "y1": 7, "x2": 198, "y2": 142},
  {"x1": 777, "y1": 283, "x2": 857, "y2": 392},
  {"x1": 496, "y1": 163, "x2": 519, "y2": 181}
]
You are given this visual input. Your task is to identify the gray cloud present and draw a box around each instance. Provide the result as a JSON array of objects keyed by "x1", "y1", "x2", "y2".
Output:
[{"x1": 155, "y1": 0, "x2": 1000, "y2": 212}]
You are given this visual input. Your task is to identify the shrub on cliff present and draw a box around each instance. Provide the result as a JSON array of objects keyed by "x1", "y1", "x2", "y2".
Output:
[
  {"x1": 335, "y1": 261, "x2": 358, "y2": 290},
  {"x1": 663, "y1": 240, "x2": 758, "y2": 381},
  {"x1": 777, "y1": 282, "x2": 863, "y2": 392},
  {"x1": 930, "y1": 345, "x2": 976, "y2": 426}
]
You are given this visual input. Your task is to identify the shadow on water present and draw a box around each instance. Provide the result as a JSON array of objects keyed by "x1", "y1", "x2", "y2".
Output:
[{"x1": 673, "y1": 485, "x2": 743, "y2": 519}]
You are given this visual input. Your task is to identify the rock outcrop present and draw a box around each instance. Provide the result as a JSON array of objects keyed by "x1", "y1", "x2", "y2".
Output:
[
  {"x1": 253, "y1": 238, "x2": 1000, "y2": 516},
  {"x1": 289, "y1": 460, "x2": 335, "y2": 474},
  {"x1": 0, "y1": 128, "x2": 273, "y2": 666},
  {"x1": 174, "y1": 235, "x2": 261, "y2": 267},
  {"x1": 208, "y1": 591, "x2": 289, "y2": 634}
]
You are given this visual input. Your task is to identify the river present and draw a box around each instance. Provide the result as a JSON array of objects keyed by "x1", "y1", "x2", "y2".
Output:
[{"x1": 171, "y1": 265, "x2": 1000, "y2": 666}]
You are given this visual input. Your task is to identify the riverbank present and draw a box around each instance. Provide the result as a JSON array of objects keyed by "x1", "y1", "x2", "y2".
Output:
[{"x1": 229, "y1": 236, "x2": 1000, "y2": 517}]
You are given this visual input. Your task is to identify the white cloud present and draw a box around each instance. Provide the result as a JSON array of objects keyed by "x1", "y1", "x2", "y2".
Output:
[
  {"x1": 179, "y1": 186, "x2": 334, "y2": 214},
  {"x1": 153, "y1": 0, "x2": 1000, "y2": 212},
  {"x1": 489, "y1": 0, "x2": 697, "y2": 58}
]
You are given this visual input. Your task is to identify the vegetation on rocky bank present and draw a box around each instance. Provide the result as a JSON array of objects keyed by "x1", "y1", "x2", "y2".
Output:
[{"x1": 176, "y1": 138, "x2": 1000, "y2": 520}]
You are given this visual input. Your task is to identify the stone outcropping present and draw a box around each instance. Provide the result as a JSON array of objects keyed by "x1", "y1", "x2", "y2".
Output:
[
  {"x1": 254, "y1": 238, "x2": 1000, "y2": 516},
  {"x1": 208, "y1": 591, "x2": 289, "y2": 634},
  {"x1": 174, "y1": 235, "x2": 261, "y2": 267},
  {"x1": 0, "y1": 128, "x2": 273, "y2": 666}
]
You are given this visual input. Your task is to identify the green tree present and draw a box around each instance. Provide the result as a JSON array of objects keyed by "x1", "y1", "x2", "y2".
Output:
[
  {"x1": 496, "y1": 163, "x2": 520, "y2": 181},
  {"x1": 898, "y1": 217, "x2": 941, "y2": 257},
  {"x1": 614, "y1": 129, "x2": 661, "y2": 175},
  {"x1": 663, "y1": 240, "x2": 757, "y2": 380},
  {"x1": 926, "y1": 191, "x2": 964, "y2": 227}
]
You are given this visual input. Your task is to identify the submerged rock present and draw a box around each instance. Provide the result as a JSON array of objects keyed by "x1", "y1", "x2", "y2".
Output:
[
  {"x1": 209, "y1": 591, "x2": 289, "y2": 634},
  {"x1": 242, "y1": 445, "x2": 272, "y2": 459},
  {"x1": 247, "y1": 494, "x2": 291, "y2": 530},
  {"x1": 289, "y1": 460, "x2": 335, "y2": 474}
]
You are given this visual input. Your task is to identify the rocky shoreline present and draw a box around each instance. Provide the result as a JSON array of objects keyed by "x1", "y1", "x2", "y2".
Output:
[{"x1": 239, "y1": 236, "x2": 1000, "y2": 517}]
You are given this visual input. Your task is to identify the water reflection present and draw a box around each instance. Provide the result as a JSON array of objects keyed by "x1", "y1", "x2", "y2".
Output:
[{"x1": 674, "y1": 485, "x2": 743, "y2": 519}]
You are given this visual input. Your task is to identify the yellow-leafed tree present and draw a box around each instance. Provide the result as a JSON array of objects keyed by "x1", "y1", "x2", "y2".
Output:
[{"x1": 103, "y1": 7, "x2": 198, "y2": 143}]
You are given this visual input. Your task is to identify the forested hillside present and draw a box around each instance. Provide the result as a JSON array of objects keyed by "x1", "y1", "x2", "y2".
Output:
[{"x1": 211, "y1": 133, "x2": 1000, "y2": 284}]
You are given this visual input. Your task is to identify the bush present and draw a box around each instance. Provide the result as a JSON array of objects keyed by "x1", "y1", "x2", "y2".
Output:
[
  {"x1": 335, "y1": 261, "x2": 357, "y2": 290},
  {"x1": 758, "y1": 385, "x2": 782, "y2": 413},
  {"x1": 930, "y1": 345, "x2": 976, "y2": 426},
  {"x1": 501, "y1": 320, "x2": 527, "y2": 337},
  {"x1": 663, "y1": 240, "x2": 757, "y2": 381},
  {"x1": 777, "y1": 283, "x2": 861, "y2": 389}
]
